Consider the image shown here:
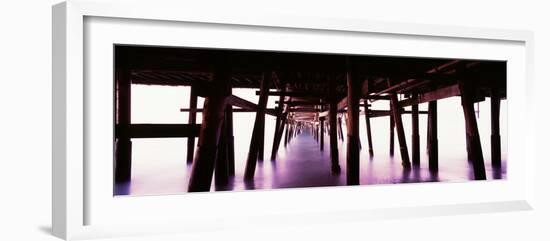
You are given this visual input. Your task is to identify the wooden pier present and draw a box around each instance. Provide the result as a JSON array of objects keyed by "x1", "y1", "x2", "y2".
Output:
[{"x1": 114, "y1": 46, "x2": 506, "y2": 192}]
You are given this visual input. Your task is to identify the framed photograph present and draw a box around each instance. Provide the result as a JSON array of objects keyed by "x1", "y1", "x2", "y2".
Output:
[{"x1": 53, "y1": 0, "x2": 535, "y2": 240}]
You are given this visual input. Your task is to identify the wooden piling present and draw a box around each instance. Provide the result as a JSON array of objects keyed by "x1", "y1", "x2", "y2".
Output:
[
  {"x1": 320, "y1": 116, "x2": 325, "y2": 151},
  {"x1": 388, "y1": 83, "x2": 411, "y2": 169},
  {"x1": 188, "y1": 67, "x2": 231, "y2": 192},
  {"x1": 337, "y1": 116, "x2": 344, "y2": 141},
  {"x1": 363, "y1": 99, "x2": 374, "y2": 157},
  {"x1": 225, "y1": 104, "x2": 235, "y2": 176},
  {"x1": 215, "y1": 117, "x2": 229, "y2": 185},
  {"x1": 346, "y1": 58, "x2": 361, "y2": 185},
  {"x1": 491, "y1": 88, "x2": 502, "y2": 168},
  {"x1": 271, "y1": 111, "x2": 288, "y2": 160},
  {"x1": 389, "y1": 115, "x2": 395, "y2": 156},
  {"x1": 115, "y1": 67, "x2": 132, "y2": 183},
  {"x1": 270, "y1": 88, "x2": 285, "y2": 160},
  {"x1": 187, "y1": 86, "x2": 198, "y2": 164},
  {"x1": 428, "y1": 101, "x2": 438, "y2": 172},
  {"x1": 458, "y1": 79, "x2": 486, "y2": 180},
  {"x1": 411, "y1": 94, "x2": 420, "y2": 167},
  {"x1": 244, "y1": 72, "x2": 271, "y2": 180},
  {"x1": 329, "y1": 92, "x2": 341, "y2": 173}
]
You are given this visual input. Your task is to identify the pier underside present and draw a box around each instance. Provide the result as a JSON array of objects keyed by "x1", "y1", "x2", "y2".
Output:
[{"x1": 114, "y1": 45, "x2": 506, "y2": 194}]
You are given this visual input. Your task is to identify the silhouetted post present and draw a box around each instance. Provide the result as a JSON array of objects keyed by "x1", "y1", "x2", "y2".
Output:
[
  {"x1": 271, "y1": 111, "x2": 288, "y2": 160},
  {"x1": 271, "y1": 87, "x2": 286, "y2": 160},
  {"x1": 389, "y1": 115, "x2": 395, "y2": 156},
  {"x1": 225, "y1": 104, "x2": 235, "y2": 176},
  {"x1": 363, "y1": 99, "x2": 374, "y2": 157},
  {"x1": 337, "y1": 116, "x2": 344, "y2": 141},
  {"x1": 329, "y1": 79, "x2": 341, "y2": 173},
  {"x1": 115, "y1": 67, "x2": 132, "y2": 183},
  {"x1": 188, "y1": 66, "x2": 231, "y2": 192},
  {"x1": 284, "y1": 122, "x2": 289, "y2": 147},
  {"x1": 346, "y1": 57, "x2": 361, "y2": 185},
  {"x1": 187, "y1": 86, "x2": 198, "y2": 164},
  {"x1": 320, "y1": 116, "x2": 325, "y2": 151},
  {"x1": 466, "y1": 133, "x2": 473, "y2": 162},
  {"x1": 244, "y1": 72, "x2": 270, "y2": 180},
  {"x1": 458, "y1": 79, "x2": 486, "y2": 180},
  {"x1": 215, "y1": 117, "x2": 229, "y2": 185},
  {"x1": 388, "y1": 80, "x2": 411, "y2": 169},
  {"x1": 428, "y1": 101, "x2": 438, "y2": 172},
  {"x1": 411, "y1": 94, "x2": 420, "y2": 167},
  {"x1": 491, "y1": 88, "x2": 502, "y2": 168}
]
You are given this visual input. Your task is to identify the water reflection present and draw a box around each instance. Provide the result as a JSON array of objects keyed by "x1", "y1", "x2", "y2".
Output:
[{"x1": 115, "y1": 131, "x2": 506, "y2": 196}]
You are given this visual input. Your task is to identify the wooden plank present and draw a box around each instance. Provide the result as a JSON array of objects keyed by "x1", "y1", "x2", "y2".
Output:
[
  {"x1": 186, "y1": 86, "x2": 198, "y2": 164},
  {"x1": 244, "y1": 72, "x2": 271, "y2": 180}
]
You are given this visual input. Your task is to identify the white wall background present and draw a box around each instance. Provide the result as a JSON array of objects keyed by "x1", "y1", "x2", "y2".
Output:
[{"x1": 0, "y1": 0, "x2": 548, "y2": 240}]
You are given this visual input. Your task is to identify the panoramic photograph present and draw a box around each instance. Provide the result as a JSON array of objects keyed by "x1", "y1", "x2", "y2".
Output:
[{"x1": 113, "y1": 45, "x2": 507, "y2": 195}]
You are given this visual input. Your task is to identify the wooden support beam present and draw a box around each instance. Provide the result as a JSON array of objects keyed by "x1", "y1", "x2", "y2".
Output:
[
  {"x1": 363, "y1": 99, "x2": 374, "y2": 156},
  {"x1": 329, "y1": 87, "x2": 341, "y2": 174},
  {"x1": 116, "y1": 124, "x2": 201, "y2": 138},
  {"x1": 458, "y1": 79, "x2": 486, "y2": 180},
  {"x1": 399, "y1": 84, "x2": 460, "y2": 107},
  {"x1": 187, "y1": 66, "x2": 231, "y2": 192},
  {"x1": 215, "y1": 116, "x2": 229, "y2": 185},
  {"x1": 271, "y1": 111, "x2": 288, "y2": 160},
  {"x1": 284, "y1": 122, "x2": 289, "y2": 147},
  {"x1": 187, "y1": 86, "x2": 198, "y2": 164},
  {"x1": 257, "y1": 113, "x2": 266, "y2": 162},
  {"x1": 226, "y1": 103, "x2": 235, "y2": 176},
  {"x1": 115, "y1": 67, "x2": 132, "y2": 183},
  {"x1": 337, "y1": 116, "x2": 344, "y2": 141},
  {"x1": 428, "y1": 101, "x2": 438, "y2": 172},
  {"x1": 320, "y1": 115, "x2": 325, "y2": 151},
  {"x1": 389, "y1": 115, "x2": 395, "y2": 156},
  {"x1": 226, "y1": 95, "x2": 277, "y2": 116},
  {"x1": 389, "y1": 87, "x2": 411, "y2": 169},
  {"x1": 346, "y1": 58, "x2": 361, "y2": 185},
  {"x1": 491, "y1": 89, "x2": 502, "y2": 168},
  {"x1": 411, "y1": 94, "x2": 420, "y2": 167},
  {"x1": 276, "y1": 101, "x2": 322, "y2": 106},
  {"x1": 337, "y1": 97, "x2": 348, "y2": 111},
  {"x1": 271, "y1": 90, "x2": 285, "y2": 160},
  {"x1": 367, "y1": 110, "x2": 428, "y2": 118},
  {"x1": 259, "y1": 90, "x2": 338, "y2": 98},
  {"x1": 244, "y1": 72, "x2": 271, "y2": 180},
  {"x1": 181, "y1": 108, "x2": 277, "y2": 114}
]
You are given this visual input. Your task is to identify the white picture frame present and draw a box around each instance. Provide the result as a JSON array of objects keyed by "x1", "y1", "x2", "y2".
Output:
[{"x1": 52, "y1": 0, "x2": 535, "y2": 240}]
